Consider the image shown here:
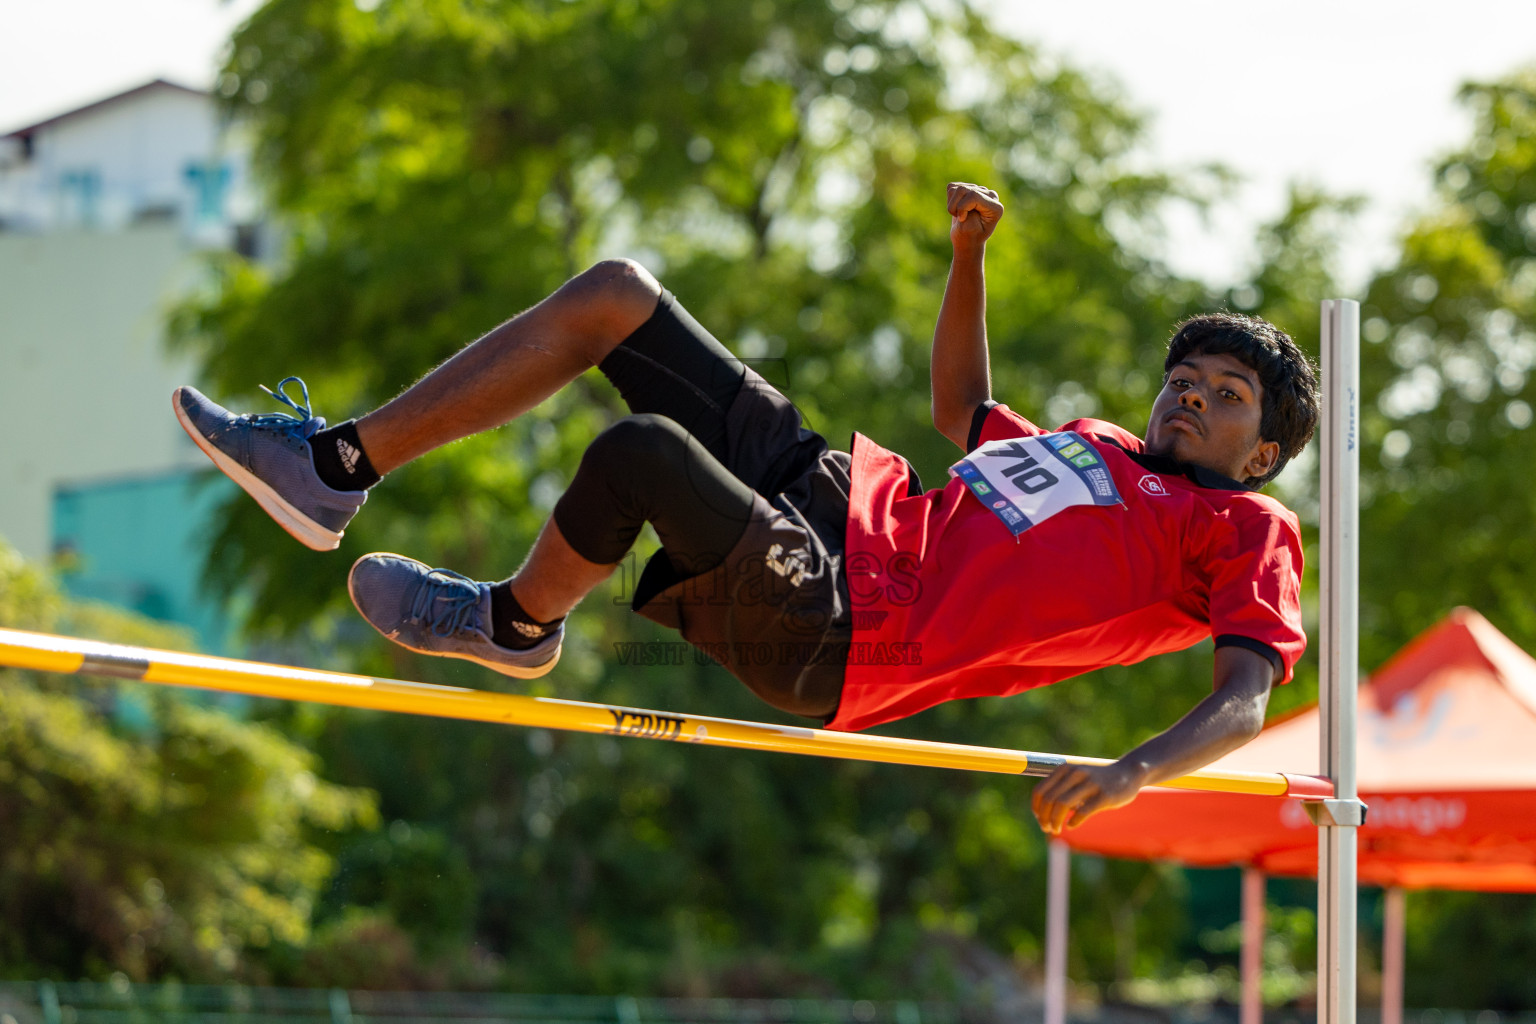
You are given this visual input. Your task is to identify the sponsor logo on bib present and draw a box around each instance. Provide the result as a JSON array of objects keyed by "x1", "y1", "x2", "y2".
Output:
[{"x1": 949, "y1": 431, "x2": 1123, "y2": 537}]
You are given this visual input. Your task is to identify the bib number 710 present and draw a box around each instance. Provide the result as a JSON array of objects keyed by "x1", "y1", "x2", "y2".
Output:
[{"x1": 949, "y1": 431, "x2": 1123, "y2": 537}]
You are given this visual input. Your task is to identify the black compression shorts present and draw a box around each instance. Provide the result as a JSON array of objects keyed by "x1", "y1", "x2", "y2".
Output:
[{"x1": 549, "y1": 290, "x2": 853, "y2": 720}]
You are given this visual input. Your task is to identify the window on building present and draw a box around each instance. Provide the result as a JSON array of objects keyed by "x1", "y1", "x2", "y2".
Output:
[
  {"x1": 59, "y1": 168, "x2": 103, "y2": 227},
  {"x1": 183, "y1": 160, "x2": 232, "y2": 223}
]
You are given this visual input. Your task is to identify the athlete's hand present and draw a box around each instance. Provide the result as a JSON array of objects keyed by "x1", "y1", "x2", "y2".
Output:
[
  {"x1": 948, "y1": 182, "x2": 1004, "y2": 252},
  {"x1": 1030, "y1": 761, "x2": 1146, "y2": 835}
]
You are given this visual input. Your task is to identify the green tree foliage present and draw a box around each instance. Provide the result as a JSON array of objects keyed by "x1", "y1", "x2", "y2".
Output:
[
  {"x1": 1403, "y1": 890, "x2": 1536, "y2": 1010},
  {"x1": 1346, "y1": 68, "x2": 1536, "y2": 1010},
  {"x1": 0, "y1": 542, "x2": 376, "y2": 981},
  {"x1": 1355, "y1": 69, "x2": 1536, "y2": 662},
  {"x1": 1350, "y1": 71, "x2": 1536, "y2": 669}
]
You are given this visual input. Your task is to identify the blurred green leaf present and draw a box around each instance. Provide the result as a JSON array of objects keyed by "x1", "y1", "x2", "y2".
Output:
[{"x1": 0, "y1": 539, "x2": 377, "y2": 981}]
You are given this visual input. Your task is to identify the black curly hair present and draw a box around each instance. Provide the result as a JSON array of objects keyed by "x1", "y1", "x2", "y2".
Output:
[{"x1": 1164, "y1": 313, "x2": 1321, "y2": 487}]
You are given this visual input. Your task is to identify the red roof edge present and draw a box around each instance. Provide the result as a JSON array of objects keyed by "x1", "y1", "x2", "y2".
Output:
[
  {"x1": 1459, "y1": 608, "x2": 1536, "y2": 716},
  {"x1": 1253, "y1": 606, "x2": 1536, "y2": 737},
  {"x1": 1365, "y1": 607, "x2": 1536, "y2": 715},
  {"x1": 3, "y1": 79, "x2": 209, "y2": 140},
  {"x1": 1368, "y1": 607, "x2": 1492, "y2": 707}
]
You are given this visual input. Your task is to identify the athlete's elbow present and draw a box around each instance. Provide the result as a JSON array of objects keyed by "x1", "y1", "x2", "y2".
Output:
[
  {"x1": 1231, "y1": 697, "x2": 1267, "y2": 744},
  {"x1": 931, "y1": 402, "x2": 969, "y2": 449}
]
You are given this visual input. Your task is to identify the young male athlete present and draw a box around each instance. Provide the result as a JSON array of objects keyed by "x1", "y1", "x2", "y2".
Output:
[{"x1": 174, "y1": 182, "x2": 1317, "y2": 833}]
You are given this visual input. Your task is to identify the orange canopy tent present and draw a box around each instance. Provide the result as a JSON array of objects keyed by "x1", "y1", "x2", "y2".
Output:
[
  {"x1": 1058, "y1": 607, "x2": 1536, "y2": 1024},
  {"x1": 1065, "y1": 606, "x2": 1536, "y2": 890}
]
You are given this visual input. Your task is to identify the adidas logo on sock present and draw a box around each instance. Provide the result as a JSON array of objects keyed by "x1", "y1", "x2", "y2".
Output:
[
  {"x1": 510, "y1": 620, "x2": 548, "y2": 639},
  {"x1": 337, "y1": 439, "x2": 361, "y2": 474}
]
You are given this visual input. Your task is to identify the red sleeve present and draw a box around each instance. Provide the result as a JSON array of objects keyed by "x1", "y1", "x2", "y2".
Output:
[
  {"x1": 1205, "y1": 500, "x2": 1307, "y2": 684},
  {"x1": 969, "y1": 401, "x2": 1045, "y2": 449}
]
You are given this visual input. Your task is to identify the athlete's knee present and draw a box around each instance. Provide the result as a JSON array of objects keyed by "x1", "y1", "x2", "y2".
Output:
[
  {"x1": 570, "y1": 258, "x2": 660, "y2": 310},
  {"x1": 581, "y1": 413, "x2": 691, "y2": 485},
  {"x1": 558, "y1": 259, "x2": 662, "y2": 357},
  {"x1": 558, "y1": 414, "x2": 683, "y2": 565},
  {"x1": 584, "y1": 256, "x2": 658, "y2": 287}
]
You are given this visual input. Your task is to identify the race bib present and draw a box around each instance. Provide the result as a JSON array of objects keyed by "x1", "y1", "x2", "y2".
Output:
[{"x1": 949, "y1": 431, "x2": 1123, "y2": 537}]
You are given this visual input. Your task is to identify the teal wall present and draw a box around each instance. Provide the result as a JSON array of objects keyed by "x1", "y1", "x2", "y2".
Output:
[{"x1": 53, "y1": 468, "x2": 235, "y2": 653}]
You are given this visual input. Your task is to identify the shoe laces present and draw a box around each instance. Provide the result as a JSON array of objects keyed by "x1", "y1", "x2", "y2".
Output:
[
  {"x1": 250, "y1": 376, "x2": 326, "y2": 440},
  {"x1": 408, "y1": 569, "x2": 487, "y2": 639}
]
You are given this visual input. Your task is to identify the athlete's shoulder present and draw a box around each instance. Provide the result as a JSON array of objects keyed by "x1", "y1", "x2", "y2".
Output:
[
  {"x1": 1061, "y1": 417, "x2": 1141, "y2": 450},
  {"x1": 1220, "y1": 487, "x2": 1303, "y2": 536},
  {"x1": 980, "y1": 410, "x2": 1143, "y2": 451},
  {"x1": 971, "y1": 402, "x2": 1042, "y2": 448},
  {"x1": 1223, "y1": 485, "x2": 1296, "y2": 513}
]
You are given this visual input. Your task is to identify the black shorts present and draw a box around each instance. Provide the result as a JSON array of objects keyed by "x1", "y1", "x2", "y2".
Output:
[{"x1": 596, "y1": 290, "x2": 853, "y2": 719}]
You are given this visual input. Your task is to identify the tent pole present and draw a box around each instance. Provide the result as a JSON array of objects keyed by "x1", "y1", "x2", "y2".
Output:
[
  {"x1": 1315, "y1": 298, "x2": 1363, "y2": 1024},
  {"x1": 1044, "y1": 840, "x2": 1069, "y2": 1024},
  {"x1": 1241, "y1": 868, "x2": 1266, "y2": 1024},
  {"x1": 1382, "y1": 887, "x2": 1405, "y2": 1024}
]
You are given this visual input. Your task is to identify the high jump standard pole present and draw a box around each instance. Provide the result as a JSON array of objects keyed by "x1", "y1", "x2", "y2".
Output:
[{"x1": 1314, "y1": 298, "x2": 1365, "y2": 1024}]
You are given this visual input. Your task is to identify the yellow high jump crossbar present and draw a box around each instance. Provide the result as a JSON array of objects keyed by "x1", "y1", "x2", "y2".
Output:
[{"x1": 0, "y1": 627, "x2": 1332, "y2": 799}]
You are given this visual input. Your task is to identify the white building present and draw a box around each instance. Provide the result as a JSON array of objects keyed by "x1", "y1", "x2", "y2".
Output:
[
  {"x1": 0, "y1": 80, "x2": 261, "y2": 646},
  {"x1": 0, "y1": 79, "x2": 258, "y2": 239}
]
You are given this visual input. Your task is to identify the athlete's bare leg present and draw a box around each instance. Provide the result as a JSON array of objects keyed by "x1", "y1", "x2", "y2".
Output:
[
  {"x1": 354, "y1": 259, "x2": 662, "y2": 474},
  {"x1": 504, "y1": 519, "x2": 615, "y2": 622}
]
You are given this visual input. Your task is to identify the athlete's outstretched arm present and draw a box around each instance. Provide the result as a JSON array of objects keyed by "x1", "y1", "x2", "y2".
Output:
[
  {"x1": 1030, "y1": 646, "x2": 1276, "y2": 834},
  {"x1": 931, "y1": 182, "x2": 1005, "y2": 449}
]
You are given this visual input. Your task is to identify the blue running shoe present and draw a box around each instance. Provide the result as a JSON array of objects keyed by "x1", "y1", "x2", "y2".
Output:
[
  {"x1": 348, "y1": 553, "x2": 563, "y2": 679},
  {"x1": 173, "y1": 377, "x2": 366, "y2": 551}
]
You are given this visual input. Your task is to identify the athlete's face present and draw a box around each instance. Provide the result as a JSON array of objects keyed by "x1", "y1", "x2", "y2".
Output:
[{"x1": 1144, "y1": 352, "x2": 1280, "y2": 483}]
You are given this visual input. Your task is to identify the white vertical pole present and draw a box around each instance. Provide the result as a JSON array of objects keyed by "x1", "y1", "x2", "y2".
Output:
[
  {"x1": 1044, "y1": 840, "x2": 1070, "y2": 1024},
  {"x1": 1381, "y1": 887, "x2": 1406, "y2": 1024},
  {"x1": 1317, "y1": 298, "x2": 1361, "y2": 1024},
  {"x1": 1241, "y1": 868, "x2": 1267, "y2": 1024}
]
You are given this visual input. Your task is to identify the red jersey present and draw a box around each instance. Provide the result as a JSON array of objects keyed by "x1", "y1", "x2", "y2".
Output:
[{"x1": 827, "y1": 402, "x2": 1306, "y2": 733}]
